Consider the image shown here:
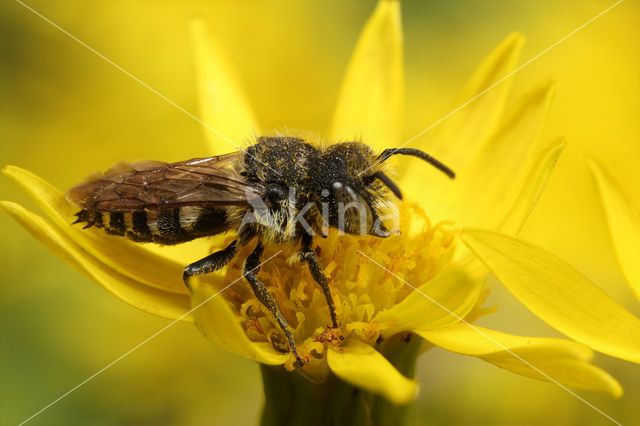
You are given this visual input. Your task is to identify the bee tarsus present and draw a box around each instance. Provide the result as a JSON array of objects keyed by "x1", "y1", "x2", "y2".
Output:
[{"x1": 182, "y1": 240, "x2": 238, "y2": 290}]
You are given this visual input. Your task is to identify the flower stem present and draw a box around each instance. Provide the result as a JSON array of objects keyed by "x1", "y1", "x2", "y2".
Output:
[{"x1": 260, "y1": 333, "x2": 423, "y2": 426}]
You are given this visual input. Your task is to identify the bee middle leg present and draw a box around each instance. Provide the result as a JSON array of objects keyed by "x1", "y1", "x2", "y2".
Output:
[
  {"x1": 183, "y1": 240, "x2": 238, "y2": 289},
  {"x1": 299, "y1": 234, "x2": 339, "y2": 329},
  {"x1": 244, "y1": 242, "x2": 304, "y2": 366}
]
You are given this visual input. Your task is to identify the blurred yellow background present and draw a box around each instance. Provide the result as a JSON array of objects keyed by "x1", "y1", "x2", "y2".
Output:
[{"x1": 2, "y1": 1, "x2": 638, "y2": 425}]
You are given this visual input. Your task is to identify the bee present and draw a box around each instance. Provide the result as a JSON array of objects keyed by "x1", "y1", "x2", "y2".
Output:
[{"x1": 67, "y1": 136, "x2": 454, "y2": 365}]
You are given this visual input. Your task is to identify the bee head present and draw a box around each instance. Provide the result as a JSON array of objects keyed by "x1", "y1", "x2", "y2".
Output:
[{"x1": 316, "y1": 143, "x2": 455, "y2": 238}]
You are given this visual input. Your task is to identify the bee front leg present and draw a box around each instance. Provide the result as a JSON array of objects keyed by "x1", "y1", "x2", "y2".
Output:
[
  {"x1": 244, "y1": 242, "x2": 305, "y2": 367},
  {"x1": 183, "y1": 240, "x2": 238, "y2": 289},
  {"x1": 299, "y1": 234, "x2": 339, "y2": 329}
]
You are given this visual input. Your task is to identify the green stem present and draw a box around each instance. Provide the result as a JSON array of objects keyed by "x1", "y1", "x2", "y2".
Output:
[{"x1": 260, "y1": 333, "x2": 423, "y2": 426}]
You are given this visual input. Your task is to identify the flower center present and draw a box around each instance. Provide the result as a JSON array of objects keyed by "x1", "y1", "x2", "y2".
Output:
[{"x1": 221, "y1": 203, "x2": 457, "y2": 370}]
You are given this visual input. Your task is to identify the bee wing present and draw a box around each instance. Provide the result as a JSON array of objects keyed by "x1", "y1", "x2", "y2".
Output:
[{"x1": 67, "y1": 152, "x2": 264, "y2": 212}]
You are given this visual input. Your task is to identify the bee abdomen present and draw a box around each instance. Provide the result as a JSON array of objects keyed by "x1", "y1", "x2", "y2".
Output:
[
  {"x1": 128, "y1": 210, "x2": 153, "y2": 242},
  {"x1": 74, "y1": 206, "x2": 230, "y2": 245},
  {"x1": 74, "y1": 209, "x2": 146, "y2": 240},
  {"x1": 107, "y1": 212, "x2": 126, "y2": 236},
  {"x1": 149, "y1": 206, "x2": 230, "y2": 244}
]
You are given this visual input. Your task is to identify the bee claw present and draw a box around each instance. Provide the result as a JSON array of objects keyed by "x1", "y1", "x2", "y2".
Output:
[{"x1": 182, "y1": 271, "x2": 192, "y2": 291}]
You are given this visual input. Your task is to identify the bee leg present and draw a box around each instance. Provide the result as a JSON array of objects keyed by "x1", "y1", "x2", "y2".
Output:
[
  {"x1": 183, "y1": 240, "x2": 238, "y2": 290},
  {"x1": 244, "y1": 242, "x2": 305, "y2": 367},
  {"x1": 299, "y1": 234, "x2": 339, "y2": 329}
]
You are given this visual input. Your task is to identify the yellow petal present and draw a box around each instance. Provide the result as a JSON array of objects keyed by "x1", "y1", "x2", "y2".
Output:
[
  {"x1": 142, "y1": 234, "x2": 230, "y2": 268},
  {"x1": 402, "y1": 31, "x2": 524, "y2": 204},
  {"x1": 451, "y1": 81, "x2": 556, "y2": 227},
  {"x1": 190, "y1": 279, "x2": 288, "y2": 365},
  {"x1": 418, "y1": 324, "x2": 592, "y2": 360},
  {"x1": 329, "y1": 0, "x2": 403, "y2": 150},
  {"x1": 408, "y1": 80, "x2": 556, "y2": 228},
  {"x1": 416, "y1": 325, "x2": 622, "y2": 398},
  {"x1": 189, "y1": 18, "x2": 259, "y2": 153},
  {"x1": 411, "y1": 32, "x2": 525, "y2": 172},
  {"x1": 373, "y1": 268, "x2": 483, "y2": 335},
  {"x1": 462, "y1": 228, "x2": 640, "y2": 364},
  {"x1": 3, "y1": 166, "x2": 188, "y2": 295},
  {"x1": 588, "y1": 157, "x2": 640, "y2": 300},
  {"x1": 1, "y1": 201, "x2": 191, "y2": 321},
  {"x1": 327, "y1": 339, "x2": 418, "y2": 405},
  {"x1": 500, "y1": 137, "x2": 566, "y2": 234}
]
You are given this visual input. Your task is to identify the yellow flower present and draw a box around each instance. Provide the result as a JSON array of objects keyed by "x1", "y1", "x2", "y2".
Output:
[
  {"x1": 588, "y1": 157, "x2": 640, "y2": 300},
  {"x1": 3, "y1": 1, "x2": 640, "y2": 414}
]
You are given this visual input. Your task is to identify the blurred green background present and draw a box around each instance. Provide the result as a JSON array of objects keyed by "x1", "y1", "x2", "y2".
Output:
[{"x1": 2, "y1": 1, "x2": 639, "y2": 425}]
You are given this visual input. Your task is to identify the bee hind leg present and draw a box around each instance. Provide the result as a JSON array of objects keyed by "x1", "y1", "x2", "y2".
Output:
[
  {"x1": 299, "y1": 234, "x2": 339, "y2": 330},
  {"x1": 244, "y1": 242, "x2": 305, "y2": 367},
  {"x1": 183, "y1": 240, "x2": 238, "y2": 290}
]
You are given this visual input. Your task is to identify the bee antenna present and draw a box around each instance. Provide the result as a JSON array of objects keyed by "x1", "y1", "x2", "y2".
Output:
[
  {"x1": 377, "y1": 148, "x2": 455, "y2": 179},
  {"x1": 371, "y1": 171, "x2": 403, "y2": 199}
]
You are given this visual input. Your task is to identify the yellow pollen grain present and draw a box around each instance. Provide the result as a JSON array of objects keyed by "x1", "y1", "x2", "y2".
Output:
[{"x1": 220, "y1": 202, "x2": 458, "y2": 370}]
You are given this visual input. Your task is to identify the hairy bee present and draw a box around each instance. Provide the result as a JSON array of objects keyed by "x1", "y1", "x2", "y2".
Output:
[{"x1": 67, "y1": 136, "x2": 454, "y2": 365}]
